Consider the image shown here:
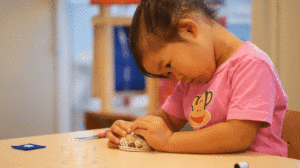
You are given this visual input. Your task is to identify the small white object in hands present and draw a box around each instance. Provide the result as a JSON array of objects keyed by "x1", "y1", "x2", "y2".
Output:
[
  {"x1": 24, "y1": 144, "x2": 34, "y2": 148},
  {"x1": 119, "y1": 133, "x2": 153, "y2": 152}
]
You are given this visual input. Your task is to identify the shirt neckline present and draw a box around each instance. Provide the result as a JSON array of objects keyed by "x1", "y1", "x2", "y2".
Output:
[{"x1": 212, "y1": 41, "x2": 250, "y2": 76}]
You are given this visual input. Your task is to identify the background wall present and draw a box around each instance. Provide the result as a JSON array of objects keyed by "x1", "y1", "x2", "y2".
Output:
[
  {"x1": 278, "y1": 0, "x2": 300, "y2": 111},
  {"x1": 0, "y1": 0, "x2": 56, "y2": 139},
  {"x1": 252, "y1": 0, "x2": 300, "y2": 111},
  {"x1": 1, "y1": 0, "x2": 299, "y2": 139}
]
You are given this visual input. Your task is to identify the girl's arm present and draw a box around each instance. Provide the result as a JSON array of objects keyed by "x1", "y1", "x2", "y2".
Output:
[
  {"x1": 149, "y1": 108, "x2": 188, "y2": 132},
  {"x1": 164, "y1": 119, "x2": 261, "y2": 154}
]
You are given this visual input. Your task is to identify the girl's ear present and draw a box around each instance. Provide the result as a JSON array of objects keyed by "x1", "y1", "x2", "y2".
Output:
[{"x1": 177, "y1": 19, "x2": 198, "y2": 39}]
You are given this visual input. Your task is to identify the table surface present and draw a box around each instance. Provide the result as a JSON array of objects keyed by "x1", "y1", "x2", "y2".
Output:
[{"x1": 1, "y1": 129, "x2": 299, "y2": 168}]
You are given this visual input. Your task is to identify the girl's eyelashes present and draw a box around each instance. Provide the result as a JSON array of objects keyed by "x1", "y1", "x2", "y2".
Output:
[
  {"x1": 166, "y1": 62, "x2": 171, "y2": 68},
  {"x1": 164, "y1": 72, "x2": 172, "y2": 78}
]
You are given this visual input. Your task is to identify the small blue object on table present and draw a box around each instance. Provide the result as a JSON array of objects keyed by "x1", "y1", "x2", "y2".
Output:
[{"x1": 11, "y1": 143, "x2": 46, "y2": 151}]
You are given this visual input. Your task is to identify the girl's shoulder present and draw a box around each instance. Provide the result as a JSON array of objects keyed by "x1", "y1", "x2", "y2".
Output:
[{"x1": 227, "y1": 41, "x2": 273, "y2": 68}]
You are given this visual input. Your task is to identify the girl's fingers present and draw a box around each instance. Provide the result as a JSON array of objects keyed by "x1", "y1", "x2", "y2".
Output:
[
  {"x1": 107, "y1": 140, "x2": 119, "y2": 148},
  {"x1": 133, "y1": 128, "x2": 147, "y2": 139},
  {"x1": 107, "y1": 120, "x2": 133, "y2": 145},
  {"x1": 115, "y1": 120, "x2": 132, "y2": 134},
  {"x1": 107, "y1": 120, "x2": 135, "y2": 148},
  {"x1": 135, "y1": 115, "x2": 157, "y2": 123},
  {"x1": 106, "y1": 130, "x2": 120, "y2": 144},
  {"x1": 125, "y1": 121, "x2": 132, "y2": 134},
  {"x1": 137, "y1": 115, "x2": 152, "y2": 122},
  {"x1": 122, "y1": 121, "x2": 133, "y2": 133},
  {"x1": 111, "y1": 121, "x2": 130, "y2": 137},
  {"x1": 131, "y1": 120, "x2": 149, "y2": 132}
]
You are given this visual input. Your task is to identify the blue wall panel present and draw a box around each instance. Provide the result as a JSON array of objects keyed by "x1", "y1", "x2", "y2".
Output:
[{"x1": 114, "y1": 26, "x2": 145, "y2": 92}]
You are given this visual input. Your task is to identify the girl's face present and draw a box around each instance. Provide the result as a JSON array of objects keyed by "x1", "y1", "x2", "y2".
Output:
[{"x1": 141, "y1": 18, "x2": 217, "y2": 84}]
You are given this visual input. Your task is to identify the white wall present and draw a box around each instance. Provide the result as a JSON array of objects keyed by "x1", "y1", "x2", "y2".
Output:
[
  {"x1": 252, "y1": 0, "x2": 300, "y2": 111},
  {"x1": 277, "y1": 0, "x2": 300, "y2": 111},
  {"x1": 0, "y1": 0, "x2": 56, "y2": 139}
]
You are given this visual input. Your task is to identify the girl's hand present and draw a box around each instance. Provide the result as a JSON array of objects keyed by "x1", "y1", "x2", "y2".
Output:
[
  {"x1": 106, "y1": 120, "x2": 132, "y2": 148},
  {"x1": 131, "y1": 115, "x2": 173, "y2": 151}
]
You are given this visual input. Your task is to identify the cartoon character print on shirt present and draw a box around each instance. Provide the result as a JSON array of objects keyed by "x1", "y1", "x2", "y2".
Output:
[{"x1": 189, "y1": 90, "x2": 213, "y2": 128}]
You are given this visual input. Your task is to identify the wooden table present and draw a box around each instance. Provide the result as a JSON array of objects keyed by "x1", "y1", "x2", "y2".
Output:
[{"x1": 1, "y1": 129, "x2": 299, "y2": 168}]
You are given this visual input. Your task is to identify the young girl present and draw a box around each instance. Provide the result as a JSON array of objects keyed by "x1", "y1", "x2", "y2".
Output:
[{"x1": 106, "y1": 0, "x2": 288, "y2": 157}]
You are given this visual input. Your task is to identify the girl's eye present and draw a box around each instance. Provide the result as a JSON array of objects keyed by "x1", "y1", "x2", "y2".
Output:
[{"x1": 166, "y1": 62, "x2": 171, "y2": 68}]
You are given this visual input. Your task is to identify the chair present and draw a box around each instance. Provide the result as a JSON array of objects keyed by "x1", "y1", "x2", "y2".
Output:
[
  {"x1": 85, "y1": 112, "x2": 137, "y2": 130},
  {"x1": 281, "y1": 110, "x2": 300, "y2": 160}
]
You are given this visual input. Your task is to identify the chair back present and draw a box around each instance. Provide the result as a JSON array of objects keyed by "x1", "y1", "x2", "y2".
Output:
[
  {"x1": 85, "y1": 112, "x2": 137, "y2": 130},
  {"x1": 281, "y1": 110, "x2": 300, "y2": 160}
]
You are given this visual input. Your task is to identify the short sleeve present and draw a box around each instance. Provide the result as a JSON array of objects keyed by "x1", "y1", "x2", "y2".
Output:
[
  {"x1": 161, "y1": 81, "x2": 186, "y2": 119},
  {"x1": 227, "y1": 59, "x2": 276, "y2": 126}
]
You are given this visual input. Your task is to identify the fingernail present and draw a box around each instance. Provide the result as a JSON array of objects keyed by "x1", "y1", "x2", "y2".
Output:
[
  {"x1": 127, "y1": 128, "x2": 131, "y2": 132},
  {"x1": 115, "y1": 139, "x2": 119, "y2": 143},
  {"x1": 122, "y1": 131, "x2": 126, "y2": 135}
]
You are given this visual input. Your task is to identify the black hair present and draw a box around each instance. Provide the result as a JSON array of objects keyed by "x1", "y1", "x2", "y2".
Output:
[{"x1": 129, "y1": 0, "x2": 218, "y2": 78}]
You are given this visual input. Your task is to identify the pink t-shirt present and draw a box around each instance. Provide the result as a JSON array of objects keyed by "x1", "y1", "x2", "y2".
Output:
[{"x1": 162, "y1": 41, "x2": 288, "y2": 157}]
